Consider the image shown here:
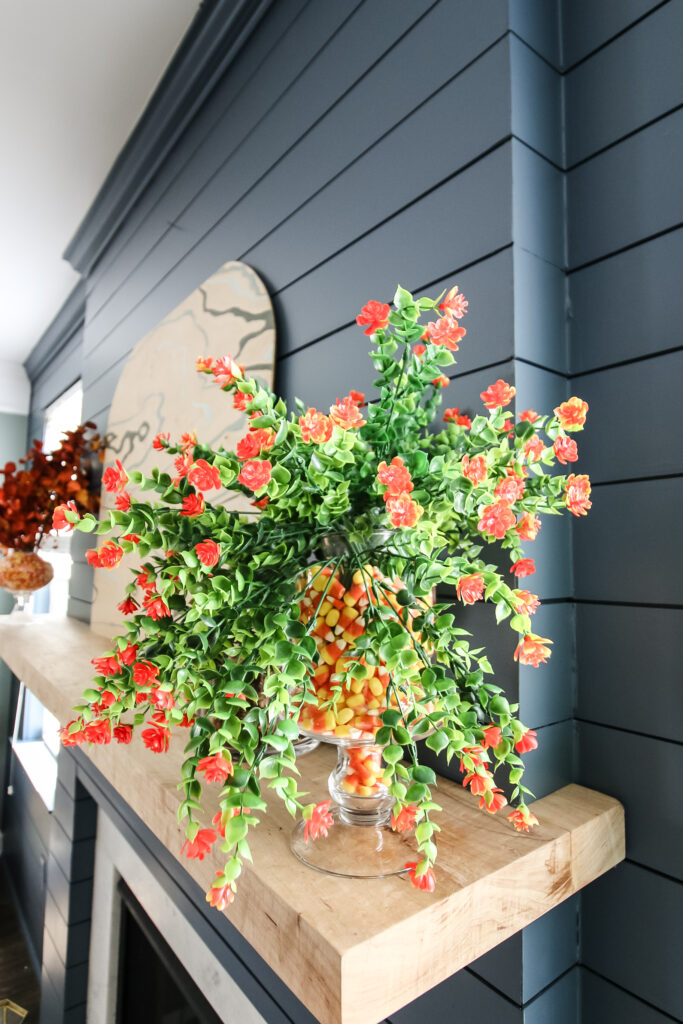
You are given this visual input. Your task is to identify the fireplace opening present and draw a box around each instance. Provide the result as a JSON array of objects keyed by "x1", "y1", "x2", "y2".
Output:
[{"x1": 116, "y1": 880, "x2": 224, "y2": 1024}]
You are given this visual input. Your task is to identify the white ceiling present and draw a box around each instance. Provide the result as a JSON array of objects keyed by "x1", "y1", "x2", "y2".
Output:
[{"x1": 0, "y1": 0, "x2": 200, "y2": 366}]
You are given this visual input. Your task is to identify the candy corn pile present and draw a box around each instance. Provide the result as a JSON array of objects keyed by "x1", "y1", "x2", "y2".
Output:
[{"x1": 296, "y1": 564, "x2": 428, "y2": 759}]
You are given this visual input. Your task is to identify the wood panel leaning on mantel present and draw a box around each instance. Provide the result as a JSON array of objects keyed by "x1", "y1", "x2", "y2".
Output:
[{"x1": 0, "y1": 616, "x2": 625, "y2": 1024}]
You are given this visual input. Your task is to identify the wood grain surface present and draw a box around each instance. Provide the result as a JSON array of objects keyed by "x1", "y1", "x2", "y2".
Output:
[{"x1": 0, "y1": 616, "x2": 625, "y2": 1024}]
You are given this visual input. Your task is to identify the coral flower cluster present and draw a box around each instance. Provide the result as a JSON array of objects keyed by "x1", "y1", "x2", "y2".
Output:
[{"x1": 58, "y1": 282, "x2": 591, "y2": 909}]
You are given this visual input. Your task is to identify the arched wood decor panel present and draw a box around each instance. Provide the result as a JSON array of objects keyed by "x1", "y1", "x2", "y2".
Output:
[{"x1": 90, "y1": 261, "x2": 275, "y2": 639}]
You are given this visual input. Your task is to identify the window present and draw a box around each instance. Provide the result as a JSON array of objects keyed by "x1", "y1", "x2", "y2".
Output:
[
  {"x1": 33, "y1": 380, "x2": 84, "y2": 617},
  {"x1": 11, "y1": 683, "x2": 59, "y2": 810}
]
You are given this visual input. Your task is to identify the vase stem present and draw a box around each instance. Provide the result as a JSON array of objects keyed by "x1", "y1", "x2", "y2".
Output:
[{"x1": 329, "y1": 743, "x2": 392, "y2": 826}]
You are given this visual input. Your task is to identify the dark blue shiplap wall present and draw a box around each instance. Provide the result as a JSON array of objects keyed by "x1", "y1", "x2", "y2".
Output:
[
  {"x1": 563, "y1": 1, "x2": 683, "y2": 1020},
  {"x1": 19, "y1": 0, "x2": 681, "y2": 1020}
]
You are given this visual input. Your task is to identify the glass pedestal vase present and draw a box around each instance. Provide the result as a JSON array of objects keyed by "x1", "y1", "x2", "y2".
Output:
[
  {"x1": 0, "y1": 549, "x2": 53, "y2": 613},
  {"x1": 291, "y1": 737, "x2": 415, "y2": 878}
]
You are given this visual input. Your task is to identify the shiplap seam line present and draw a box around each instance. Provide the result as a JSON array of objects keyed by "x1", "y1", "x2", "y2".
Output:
[
  {"x1": 567, "y1": 222, "x2": 683, "y2": 275},
  {"x1": 83, "y1": 0, "x2": 316, "y2": 293},
  {"x1": 573, "y1": 599, "x2": 683, "y2": 611},
  {"x1": 561, "y1": 0, "x2": 672, "y2": 74},
  {"x1": 566, "y1": 102, "x2": 683, "y2": 173},
  {"x1": 590, "y1": 472, "x2": 683, "y2": 488},
  {"x1": 84, "y1": 0, "x2": 442, "y2": 330},
  {"x1": 578, "y1": 719, "x2": 683, "y2": 750},
  {"x1": 579, "y1": 965, "x2": 681, "y2": 1024},
  {"x1": 569, "y1": 342, "x2": 683, "y2": 378}
]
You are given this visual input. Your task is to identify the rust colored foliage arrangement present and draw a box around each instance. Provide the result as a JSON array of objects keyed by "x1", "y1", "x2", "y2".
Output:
[
  {"x1": 0, "y1": 424, "x2": 100, "y2": 552},
  {"x1": 57, "y1": 284, "x2": 592, "y2": 909}
]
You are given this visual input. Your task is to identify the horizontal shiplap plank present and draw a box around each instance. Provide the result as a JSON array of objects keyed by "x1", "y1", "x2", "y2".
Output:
[
  {"x1": 567, "y1": 108, "x2": 683, "y2": 268},
  {"x1": 561, "y1": 0, "x2": 664, "y2": 68},
  {"x1": 576, "y1": 604, "x2": 683, "y2": 743},
  {"x1": 581, "y1": 862, "x2": 683, "y2": 1019},
  {"x1": 86, "y1": 0, "x2": 506, "y2": 343},
  {"x1": 580, "y1": 967, "x2": 677, "y2": 1024},
  {"x1": 573, "y1": 350, "x2": 683, "y2": 482},
  {"x1": 30, "y1": 330, "x2": 83, "y2": 416},
  {"x1": 565, "y1": 2, "x2": 683, "y2": 166},
  {"x1": 569, "y1": 229, "x2": 683, "y2": 373},
  {"x1": 519, "y1": 602, "x2": 574, "y2": 728},
  {"x1": 83, "y1": 142, "x2": 513, "y2": 394},
  {"x1": 573, "y1": 477, "x2": 683, "y2": 605},
  {"x1": 84, "y1": 0, "x2": 359, "y2": 319},
  {"x1": 244, "y1": 39, "x2": 512, "y2": 293},
  {"x1": 578, "y1": 722, "x2": 683, "y2": 880}
]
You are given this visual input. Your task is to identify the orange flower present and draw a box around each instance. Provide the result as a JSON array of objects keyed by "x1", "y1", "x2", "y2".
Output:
[
  {"x1": 515, "y1": 513, "x2": 541, "y2": 541},
  {"x1": 514, "y1": 634, "x2": 552, "y2": 667},
  {"x1": 141, "y1": 721, "x2": 169, "y2": 753},
  {"x1": 456, "y1": 573, "x2": 485, "y2": 605},
  {"x1": 113, "y1": 725, "x2": 133, "y2": 744},
  {"x1": 510, "y1": 558, "x2": 535, "y2": 578},
  {"x1": 181, "y1": 493, "x2": 205, "y2": 517},
  {"x1": 461, "y1": 454, "x2": 487, "y2": 484},
  {"x1": 197, "y1": 752, "x2": 233, "y2": 783},
  {"x1": 304, "y1": 800, "x2": 334, "y2": 841},
  {"x1": 515, "y1": 728, "x2": 538, "y2": 753},
  {"x1": 444, "y1": 407, "x2": 472, "y2": 428},
  {"x1": 117, "y1": 596, "x2": 139, "y2": 615},
  {"x1": 152, "y1": 432, "x2": 170, "y2": 450},
  {"x1": 385, "y1": 493, "x2": 423, "y2": 528},
  {"x1": 189, "y1": 459, "x2": 222, "y2": 491},
  {"x1": 53, "y1": 500, "x2": 79, "y2": 531},
  {"x1": 479, "y1": 787, "x2": 507, "y2": 813},
  {"x1": 513, "y1": 590, "x2": 540, "y2": 615},
  {"x1": 391, "y1": 806, "x2": 418, "y2": 833},
  {"x1": 299, "y1": 408, "x2": 333, "y2": 444},
  {"x1": 238, "y1": 460, "x2": 272, "y2": 491},
  {"x1": 431, "y1": 374, "x2": 450, "y2": 388},
  {"x1": 195, "y1": 540, "x2": 220, "y2": 567},
  {"x1": 91, "y1": 655, "x2": 121, "y2": 676},
  {"x1": 439, "y1": 286, "x2": 468, "y2": 319},
  {"x1": 356, "y1": 300, "x2": 390, "y2": 335},
  {"x1": 212, "y1": 355, "x2": 244, "y2": 386},
  {"x1": 480, "y1": 380, "x2": 516, "y2": 408},
  {"x1": 481, "y1": 724, "x2": 502, "y2": 748},
  {"x1": 233, "y1": 390, "x2": 250, "y2": 412},
  {"x1": 206, "y1": 874, "x2": 235, "y2": 911},
  {"x1": 86, "y1": 541, "x2": 124, "y2": 570},
  {"x1": 405, "y1": 861, "x2": 436, "y2": 892},
  {"x1": 102, "y1": 458, "x2": 128, "y2": 493},
  {"x1": 494, "y1": 474, "x2": 525, "y2": 504},
  {"x1": 523, "y1": 435, "x2": 544, "y2": 461},
  {"x1": 508, "y1": 807, "x2": 539, "y2": 833},
  {"x1": 196, "y1": 356, "x2": 213, "y2": 372},
  {"x1": 554, "y1": 436, "x2": 578, "y2": 464},
  {"x1": 554, "y1": 397, "x2": 588, "y2": 431},
  {"x1": 133, "y1": 661, "x2": 159, "y2": 686},
  {"x1": 143, "y1": 593, "x2": 172, "y2": 620},
  {"x1": 478, "y1": 502, "x2": 516, "y2": 539},
  {"x1": 519, "y1": 409, "x2": 539, "y2": 423},
  {"x1": 329, "y1": 394, "x2": 366, "y2": 429},
  {"x1": 377, "y1": 457, "x2": 413, "y2": 496},
  {"x1": 115, "y1": 490, "x2": 131, "y2": 512},
  {"x1": 565, "y1": 474, "x2": 592, "y2": 517},
  {"x1": 181, "y1": 828, "x2": 217, "y2": 860},
  {"x1": 422, "y1": 317, "x2": 466, "y2": 351}
]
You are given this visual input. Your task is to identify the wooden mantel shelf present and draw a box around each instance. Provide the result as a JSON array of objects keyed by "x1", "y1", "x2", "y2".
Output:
[{"x1": 0, "y1": 615, "x2": 624, "y2": 1024}]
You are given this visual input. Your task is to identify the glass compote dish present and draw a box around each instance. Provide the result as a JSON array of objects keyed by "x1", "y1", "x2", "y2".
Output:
[
  {"x1": 290, "y1": 535, "x2": 435, "y2": 877},
  {"x1": 0, "y1": 548, "x2": 54, "y2": 613}
]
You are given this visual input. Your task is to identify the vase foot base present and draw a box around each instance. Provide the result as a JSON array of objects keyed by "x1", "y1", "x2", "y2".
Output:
[{"x1": 291, "y1": 807, "x2": 416, "y2": 878}]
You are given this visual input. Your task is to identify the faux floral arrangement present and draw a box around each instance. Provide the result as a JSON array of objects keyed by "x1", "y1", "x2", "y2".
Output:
[
  {"x1": 0, "y1": 423, "x2": 100, "y2": 552},
  {"x1": 56, "y1": 284, "x2": 590, "y2": 908}
]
